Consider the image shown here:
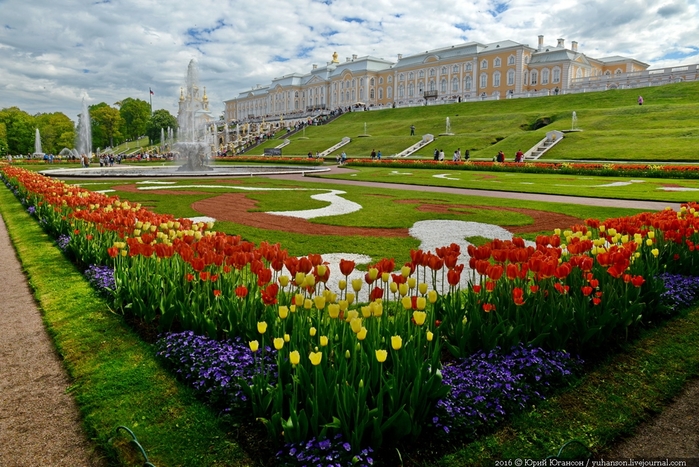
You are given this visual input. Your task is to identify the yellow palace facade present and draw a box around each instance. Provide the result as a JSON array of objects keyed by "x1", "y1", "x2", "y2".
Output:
[{"x1": 224, "y1": 35, "x2": 648, "y2": 122}]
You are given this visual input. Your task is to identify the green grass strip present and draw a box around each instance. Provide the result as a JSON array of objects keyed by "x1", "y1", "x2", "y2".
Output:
[
  {"x1": 0, "y1": 186, "x2": 251, "y2": 467},
  {"x1": 439, "y1": 306, "x2": 699, "y2": 466}
]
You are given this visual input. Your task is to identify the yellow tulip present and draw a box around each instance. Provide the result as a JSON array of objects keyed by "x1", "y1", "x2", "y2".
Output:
[
  {"x1": 305, "y1": 274, "x2": 316, "y2": 287},
  {"x1": 346, "y1": 309, "x2": 358, "y2": 322},
  {"x1": 608, "y1": 228, "x2": 617, "y2": 236},
  {"x1": 371, "y1": 301, "x2": 383, "y2": 317},
  {"x1": 320, "y1": 335, "x2": 329, "y2": 347},
  {"x1": 350, "y1": 317, "x2": 363, "y2": 334},
  {"x1": 328, "y1": 304, "x2": 340, "y2": 319},
  {"x1": 399, "y1": 283, "x2": 409, "y2": 297},
  {"x1": 402, "y1": 296, "x2": 412, "y2": 310},
  {"x1": 295, "y1": 272, "x2": 306, "y2": 286},
  {"x1": 648, "y1": 231, "x2": 655, "y2": 239},
  {"x1": 426, "y1": 330, "x2": 434, "y2": 342},
  {"x1": 554, "y1": 228, "x2": 561, "y2": 235},
  {"x1": 338, "y1": 279, "x2": 347, "y2": 291},
  {"x1": 257, "y1": 321, "x2": 267, "y2": 334},
  {"x1": 427, "y1": 290, "x2": 438, "y2": 304},
  {"x1": 391, "y1": 335, "x2": 402, "y2": 350},
  {"x1": 390, "y1": 282, "x2": 398, "y2": 294},
  {"x1": 361, "y1": 306, "x2": 372, "y2": 318},
  {"x1": 408, "y1": 277, "x2": 417, "y2": 289},
  {"x1": 351, "y1": 278, "x2": 363, "y2": 292},
  {"x1": 304, "y1": 298, "x2": 313, "y2": 310},
  {"x1": 339, "y1": 300, "x2": 349, "y2": 312},
  {"x1": 346, "y1": 293, "x2": 355, "y2": 305},
  {"x1": 651, "y1": 248, "x2": 659, "y2": 257},
  {"x1": 418, "y1": 282, "x2": 428, "y2": 295},
  {"x1": 381, "y1": 272, "x2": 390, "y2": 283},
  {"x1": 401, "y1": 265, "x2": 411, "y2": 277},
  {"x1": 375, "y1": 349, "x2": 388, "y2": 363},
  {"x1": 314, "y1": 295, "x2": 326, "y2": 310},
  {"x1": 284, "y1": 333, "x2": 290, "y2": 342},
  {"x1": 368, "y1": 268, "x2": 379, "y2": 281},
  {"x1": 413, "y1": 310, "x2": 427, "y2": 326},
  {"x1": 646, "y1": 239, "x2": 653, "y2": 246},
  {"x1": 309, "y1": 351, "x2": 322, "y2": 366},
  {"x1": 317, "y1": 264, "x2": 327, "y2": 277},
  {"x1": 249, "y1": 340, "x2": 259, "y2": 352},
  {"x1": 416, "y1": 296, "x2": 426, "y2": 311},
  {"x1": 278, "y1": 275, "x2": 289, "y2": 287},
  {"x1": 290, "y1": 305, "x2": 297, "y2": 313},
  {"x1": 294, "y1": 293, "x2": 305, "y2": 306},
  {"x1": 289, "y1": 350, "x2": 300, "y2": 365},
  {"x1": 599, "y1": 225, "x2": 606, "y2": 233},
  {"x1": 274, "y1": 337, "x2": 284, "y2": 350},
  {"x1": 357, "y1": 327, "x2": 367, "y2": 340},
  {"x1": 278, "y1": 306, "x2": 289, "y2": 319},
  {"x1": 345, "y1": 350, "x2": 351, "y2": 359},
  {"x1": 309, "y1": 327, "x2": 317, "y2": 337}
]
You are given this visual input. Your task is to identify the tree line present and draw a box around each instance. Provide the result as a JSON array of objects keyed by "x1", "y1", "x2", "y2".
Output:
[{"x1": 0, "y1": 98, "x2": 177, "y2": 156}]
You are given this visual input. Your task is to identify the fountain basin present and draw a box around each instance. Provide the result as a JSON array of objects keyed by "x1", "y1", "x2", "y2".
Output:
[{"x1": 39, "y1": 164, "x2": 330, "y2": 178}]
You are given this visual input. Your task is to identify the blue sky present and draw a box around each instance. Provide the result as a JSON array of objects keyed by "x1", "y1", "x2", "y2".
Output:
[{"x1": 0, "y1": 0, "x2": 697, "y2": 123}]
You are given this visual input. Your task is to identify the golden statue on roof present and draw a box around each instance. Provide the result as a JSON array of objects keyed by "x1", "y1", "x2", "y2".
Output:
[{"x1": 332, "y1": 51, "x2": 339, "y2": 63}]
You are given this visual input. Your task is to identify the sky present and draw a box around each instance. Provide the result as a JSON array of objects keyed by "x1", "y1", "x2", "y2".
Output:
[{"x1": 1, "y1": 0, "x2": 698, "y2": 124}]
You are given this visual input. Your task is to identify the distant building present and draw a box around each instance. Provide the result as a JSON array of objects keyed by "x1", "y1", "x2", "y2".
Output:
[{"x1": 224, "y1": 35, "x2": 656, "y2": 122}]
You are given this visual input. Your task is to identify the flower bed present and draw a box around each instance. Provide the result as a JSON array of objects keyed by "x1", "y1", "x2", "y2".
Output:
[
  {"x1": 345, "y1": 159, "x2": 699, "y2": 179},
  {"x1": 3, "y1": 165, "x2": 699, "y2": 461}
]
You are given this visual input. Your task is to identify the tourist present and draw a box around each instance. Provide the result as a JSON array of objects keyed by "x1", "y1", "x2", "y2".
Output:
[
  {"x1": 6, "y1": 155, "x2": 12, "y2": 164},
  {"x1": 464, "y1": 149, "x2": 470, "y2": 161},
  {"x1": 638, "y1": 95, "x2": 644, "y2": 105},
  {"x1": 456, "y1": 148, "x2": 462, "y2": 160},
  {"x1": 453, "y1": 150, "x2": 459, "y2": 162},
  {"x1": 377, "y1": 150, "x2": 382, "y2": 160},
  {"x1": 496, "y1": 151, "x2": 505, "y2": 163},
  {"x1": 308, "y1": 151, "x2": 313, "y2": 159},
  {"x1": 515, "y1": 149, "x2": 524, "y2": 162},
  {"x1": 340, "y1": 151, "x2": 347, "y2": 164},
  {"x1": 433, "y1": 148, "x2": 439, "y2": 161},
  {"x1": 410, "y1": 124, "x2": 415, "y2": 136},
  {"x1": 371, "y1": 149, "x2": 376, "y2": 160},
  {"x1": 439, "y1": 149, "x2": 445, "y2": 161}
]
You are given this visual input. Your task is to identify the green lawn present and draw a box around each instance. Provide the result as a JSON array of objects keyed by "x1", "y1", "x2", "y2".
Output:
[{"x1": 315, "y1": 165, "x2": 699, "y2": 203}]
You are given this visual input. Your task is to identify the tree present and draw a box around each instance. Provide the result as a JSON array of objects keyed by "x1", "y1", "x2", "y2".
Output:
[
  {"x1": 0, "y1": 107, "x2": 36, "y2": 155},
  {"x1": 35, "y1": 112, "x2": 76, "y2": 155},
  {"x1": 146, "y1": 109, "x2": 178, "y2": 145},
  {"x1": 0, "y1": 122, "x2": 8, "y2": 156},
  {"x1": 90, "y1": 103, "x2": 123, "y2": 149},
  {"x1": 118, "y1": 98, "x2": 151, "y2": 141}
]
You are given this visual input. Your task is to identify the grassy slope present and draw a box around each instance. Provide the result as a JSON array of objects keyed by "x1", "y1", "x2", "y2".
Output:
[{"x1": 250, "y1": 81, "x2": 699, "y2": 162}]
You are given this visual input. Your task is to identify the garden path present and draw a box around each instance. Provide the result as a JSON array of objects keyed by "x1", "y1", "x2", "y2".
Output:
[
  {"x1": 0, "y1": 215, "x2": 105, "y2": 466},
  {"x1": 0, "y1": 168, "x2": 696, "y2": 465}
]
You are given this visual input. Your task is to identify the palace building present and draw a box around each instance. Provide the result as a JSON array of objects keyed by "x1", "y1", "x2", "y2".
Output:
[{"x1": 224, "y1": 35, "x2": 650, "y2": 123}]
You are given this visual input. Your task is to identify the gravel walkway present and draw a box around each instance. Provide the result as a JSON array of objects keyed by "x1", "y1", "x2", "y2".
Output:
[
  {"x1": 0, "y1": 214, "x2": 104, "y2": 466},
  {"x1": 0, "y1": 170, "x2": 696, "y2": 464}
]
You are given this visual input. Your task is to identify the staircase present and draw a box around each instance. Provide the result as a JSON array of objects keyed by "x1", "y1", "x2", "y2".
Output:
[
  {"x1": 524, "y1": 130, "x2": 564, "y2": 160},
  {"x1": 391, "y1": 134, "x2": 435, "y2": 158},
  {"x1": 319, "y1": 137, "x2": 351, "y2": 158}
]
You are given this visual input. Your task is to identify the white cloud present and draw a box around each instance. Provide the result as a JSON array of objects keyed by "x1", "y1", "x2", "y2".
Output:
[{"x1": 1, "y1": 0, "x2": 697, "y2": 122}]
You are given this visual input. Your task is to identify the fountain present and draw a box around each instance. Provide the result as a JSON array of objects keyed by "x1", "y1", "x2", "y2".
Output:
[
  {"x1": 358, "y1": 122, "x2": 370, "y2": 137},
  {"x1": 39, "y1": 61, "x2": 329, "y2": 178},
  {"x1": 572, "y1": 111, "x2": 578, "y2": 130},
  {"x1": 439, "y1": 117, "x2": 454, "y2": 136},
  {"x1": 77, "y1": 99, "x2": 92, "y2": 158},
  {"x1": 33, "y1": 128, "x2": 44, "y2": 159}
]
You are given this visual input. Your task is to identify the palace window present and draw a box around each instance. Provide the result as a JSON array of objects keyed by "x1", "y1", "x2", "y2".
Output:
[
  {"x1": 553, "y1": 68, "x2": 560, "y2": 83},
  {"x1": 377, "y1": 88, "x2": 382, "y2": 99},
  {"x1": 507, "y1": 69, "x2": 515, "y2": 86},
  {"x1": 441, "y1": 79, "x2": 447, "y2": 92},
  {"x1": 387, "y1": 86, "x2": 392, "y2": 98},
  {"x1": 370, "y1": 88, "x2": 374, "y2": 99},
  {"x1": 428, "y1": 80, "x2": 435, "y2": 91},
  {"x1": 370, "y1": 78, "x2": 375, "y2": 86},
  {"x1": 429, "y1": 68, "x2": 435, "y2": 76},
  {"x1": 480, "y1": 73, "x2": 487, "y2": 88},
  {"x1": 494, "y1": 58, "x2": 501, "y2": 67},
  {"x1": 408, "y1": 83, "x2": 414, "y2": 96},
  {"x1": 541, "y1": 69, "x2": 549, "y2": 85},
  {"x1": 379, "y1": 77, "x2": 383, "y2": 84},
  {"x1": 481, "y1": 59, "x2": 488, "y2": 69},
  {"x1": 441, "y1": 66, "x2": 447, "y2": 74},
  {"x1": 524, "y1": 56, "x2": 529, "y2": 64},
  {"x1": 399, "y1": 73, "x2": 404, "y2": 81},
  {"x1": 465, "y1": 76, "x2": 472, "y2": 90},
  {"x1": 466, "y1": 62, "x2": 473, "y2": 71},
  {"x1": 452, "y1": 77, "x2": 459, "y2": 91},
  {"x1": 419, "y1": 70, "x2": 425, "y2": 78},
  {"x1": 508, "y1": 55, "x2": 515, "y2": 65},
  {"x1": 453, "y1": 65, "x2": 459, "y2": 73},
  {"x1": 398, "y1": 84, "x2": 404, "y2": 97},
  {"x1": 493, "y1": 71, "x2": 501, "y2": 87},
  {"x1": 388, "y1": 76, "x2": 393, "y2": 83},
  {"x1": 409, "y1": 72, "x2": 414, "y2": 80},
  {"x1": 530, "y1": 70, "x2": 538, "y2": 85}
]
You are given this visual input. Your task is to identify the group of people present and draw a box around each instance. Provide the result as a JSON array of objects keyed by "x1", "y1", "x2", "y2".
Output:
[
  {"x1": 494, "y1": 149, "x2": 525, "y2": 163},
  {"x1": 433, "y1": 148, "x2": 470, "y2": 162},
  {"x1": 370, "y1": 149, "x2": 382, "y2": 160}
]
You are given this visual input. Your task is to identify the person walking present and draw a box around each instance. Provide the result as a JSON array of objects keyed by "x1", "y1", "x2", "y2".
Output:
[
  {"x1": 638, "y1": 96, "x2": 644, "y2": 105},
  {"x1": 410, "y1": 124, "x2": 415, "y2": 136},
  {"x1": 371, "y1": 149, "x2": 377, "y2": 160}
]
